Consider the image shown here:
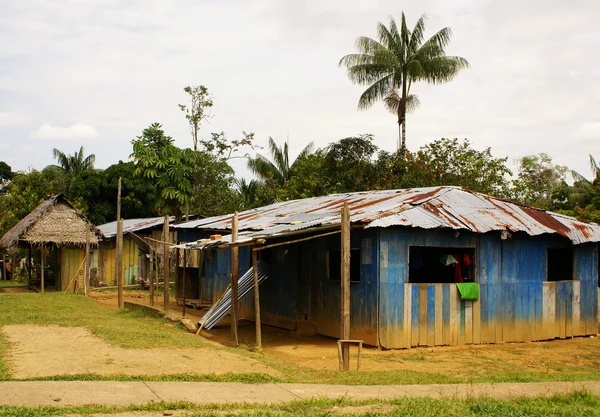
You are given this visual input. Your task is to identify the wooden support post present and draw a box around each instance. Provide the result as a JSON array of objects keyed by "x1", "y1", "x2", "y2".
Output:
[
  {"x1": 2, "y1": 254, "x2": 6, "y2": 281},
  {"x1": 230, "y1": 212, "x2": 239, "y2": 346},
  {"x1": 252, "y1": 249, "x2": 262, "y2": 349},
  {"x1": 182, "y1": 249, "x2": 187, "y2": 318},
  {"x1": 28, "y1": 244, "x2": 32, "y2": 285},
  {"x1": 150, "y1": 253, "x2": 156, "y2": 307},
  {"x1": 116, "y1": 219, "x2": 123, "y2": 308},
  {"x1": 40, "y1": 247, "x2": 45, "y2": 293},
  {"x1": 340, "y1": 202, "x2": 351, "y2": 371},
  {"x1": 163, "y1": 215, "x2": 170, "y2": 313},
  {"x1": 115, "y1": 177, "x2": 123, "y2": 307},
  {"x1": 84, "y1": 231, "x2": 91, "y2": 297}
]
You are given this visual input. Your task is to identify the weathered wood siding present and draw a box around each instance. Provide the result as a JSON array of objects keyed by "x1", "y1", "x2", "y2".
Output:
[
  {"x1": 59, "y1": 247, "x2": 85, "y2": 291},
  {"x1": 378, "y1": 230, "x2": 599, "y2": 349}
]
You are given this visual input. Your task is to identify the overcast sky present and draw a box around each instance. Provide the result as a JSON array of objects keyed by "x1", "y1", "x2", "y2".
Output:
[{"x1": 1, "y1": 0, "x2": 599, "y2": 180}]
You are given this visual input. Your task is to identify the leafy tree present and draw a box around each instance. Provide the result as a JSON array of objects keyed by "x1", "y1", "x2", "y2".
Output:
[
  {"x1": 0, "y1": 161, "x2": 14, "y2": 195},
  {"x1": 339, "y1": 12, "x2": 469, "y2": 155},
  {"x1": 414, "y1": 138, "x2": 512, "y2": 196},
  {"x1": 324, "y1": 134, "x2": 379, "y2": 192},
  {"x1": 131, "y1": 123, "x2": 197, "y2": 215},
  {"x1": 179, "y1": 85, "x2": 213, "y2": 152},
  {"x1": 568, "y1": 155, "x2": 600, "y2": 206},
  {"x1": 51, "y1": 146, "x2": 96, "y2": 174},
  {"x1": 247, "y1": 137, "x2": 314, "y2": 187},
  {"x1": 511, "y1": 153, "x2": 568, "y2": 210}
]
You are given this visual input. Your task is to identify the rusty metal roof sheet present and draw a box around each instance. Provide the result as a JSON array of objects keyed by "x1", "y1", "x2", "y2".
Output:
[
  {"x1": 174, "y1": 187, "x2": 600, "y2": 245},
  {"x1": 99, "y1": 216, "x2": 175, "y2": 239}
]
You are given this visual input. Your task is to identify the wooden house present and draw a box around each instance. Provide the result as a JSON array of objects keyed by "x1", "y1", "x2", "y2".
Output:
[
  {"x1": 0, "y1": 194, "x2": 102, "y2": 291},
  {"x1": 95, "y1": 217, "x2": 175, "y2": 286},
  {"x1": 174, "y1": 187, "x2": 600, "y2": 349}
]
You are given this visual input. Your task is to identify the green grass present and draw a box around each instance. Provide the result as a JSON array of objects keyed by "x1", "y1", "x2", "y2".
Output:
[
  {"x1": 1, "y1": 292, "x2": 600, "y2": 385},
  {"x1": 0, "y1": 392, "x2": 598, "y2": 416},
  {"x1": 0, "y1": 281, "x2": 27, "y2": 288}
]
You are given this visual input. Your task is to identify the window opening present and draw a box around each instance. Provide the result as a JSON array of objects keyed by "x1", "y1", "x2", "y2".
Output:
[
  {"x1": 327, "y1": 249, "x2": 361, "y2": 282},
  {"x1": 409, "y1": 246, "x2": 475, "y2": 284},
  {"x1": 547, "y1": 248, "x2": 573, "y2": 281}
]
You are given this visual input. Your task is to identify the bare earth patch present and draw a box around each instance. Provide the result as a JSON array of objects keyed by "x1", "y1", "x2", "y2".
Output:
[{"x1": 2, "y1": 325, "x2": 278, "y2": 379}]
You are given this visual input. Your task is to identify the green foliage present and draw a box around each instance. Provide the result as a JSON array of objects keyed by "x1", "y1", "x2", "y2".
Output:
[
  {"x1": 324, "y1": 134, "x2": 379, "y2": 193},
  {"x1": 0, "y1": 161, "x2": 13, "y2": 183},
  {"x1": 512, "y1": 153, "x2": 569, "y2": 210},
  {"x1": 51, "y1": 146, "x2": 96, "y2": 175},
  {"x1": 415, "y1": 138, "x2": 512, "y2": 196},
  {"x1": 340, "y1": 12, "x2": 469, "y2": 153},
  {"x1": 131, "y1": 123, "x2": 197, "y2": 215},
  {"x1": 248, "y1": 137, "x2": 314, "y2": 187}
]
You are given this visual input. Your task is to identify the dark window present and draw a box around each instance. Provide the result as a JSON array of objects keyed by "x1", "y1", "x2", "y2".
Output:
[
  {"x1": 547, "y1": 248, "x2": 573, "y2": 281},
  {"x1": 409, "y1": 246, "x2": 475, "y2": 284},
  {"x1": 327, "y1": 249, "x2": 361, "y2": 282}
]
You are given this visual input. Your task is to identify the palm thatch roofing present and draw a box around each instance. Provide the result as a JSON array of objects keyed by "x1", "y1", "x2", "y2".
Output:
[{"x1": 0, "y1": 194, "x2": 103, "y2": 248}]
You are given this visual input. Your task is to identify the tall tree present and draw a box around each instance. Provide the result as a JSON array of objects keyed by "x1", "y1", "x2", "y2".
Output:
[
  {"x1": 247, "y1": 138, "x2": 314, "y2": 186},
  {"x1": 339, "y1": 12, "x2": 469, "y2": 155},
  {"x1": 179, "y1": 85, "x2": 213, "y2": 152},
  {"x1": 51, "y1": 146, "x2": 96, "y2": 174},
  {"x1": 511, "y1": 153, "x2": 568, "y2": 210}
]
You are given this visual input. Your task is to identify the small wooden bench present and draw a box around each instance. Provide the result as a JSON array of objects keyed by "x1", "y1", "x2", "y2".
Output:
[{"x1": 337, "y1": 339, "x2": 363, "y2": 371}]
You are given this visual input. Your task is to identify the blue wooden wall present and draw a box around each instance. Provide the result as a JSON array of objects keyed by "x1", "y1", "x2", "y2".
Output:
[{"x1": 378, "y1": 229, "x2": 599, "y2": 349}]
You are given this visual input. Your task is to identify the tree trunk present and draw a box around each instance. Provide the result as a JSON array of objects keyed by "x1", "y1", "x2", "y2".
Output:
[
  {"x1": 401, "y1": 116, "x2": 406, "y2": 157},
  {"x1": 400, "y1": 79, "x2": 408, "y2": 158}
]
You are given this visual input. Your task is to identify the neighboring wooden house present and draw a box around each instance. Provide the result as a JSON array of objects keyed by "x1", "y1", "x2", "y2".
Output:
[
  {"x1": 0, "y1": 195, "x2": 102, "y2": 291},
  {"x1": 96, "y1": 217, "x2": 175, "y2": 286},
  {"x1": 175, "y1": 186, "x2": 600, "y2": 348}
]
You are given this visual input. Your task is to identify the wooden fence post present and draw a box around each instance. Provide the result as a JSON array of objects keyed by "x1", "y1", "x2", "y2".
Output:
[
  {"x1": 84, "y1": 232, "x2": 91, "y2": 297},
  {"x1": 163, "y1": 215, "x2": 170, "y2": 313},
  {"x1": 40, "y1": 247, "x2": 45, "y2": 293},
  {"x1": 252, "y1": 249, "x2": 262, "y2": 349},
  {"x1": 230, "y1": 212, "x2": 239, "y2": 346},
  {"x1": 341, "y1": 202, "x2": 351, "y2": 371},
  {"x1": 116, "y1": 220, "x2": 123, "y2": 308}
]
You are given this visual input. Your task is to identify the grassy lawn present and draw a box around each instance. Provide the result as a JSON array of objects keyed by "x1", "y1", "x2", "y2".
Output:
[
  {"x1": 0, "y1": 292, "x2": 599, "y2": 385},
  {"x1": 0, "y1": 281, "x2": 28, "y2": 288},
  {"x1": 0, "y1": 392, "x2": 599, "y2": 416}
]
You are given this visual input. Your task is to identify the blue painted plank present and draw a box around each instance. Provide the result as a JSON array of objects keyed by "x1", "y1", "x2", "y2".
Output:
[
  {"x1": 411, "y1": 285, "x2": 419, "y2": 344},
  {"x1": 427, "y1": 285, "x2": 436, "y2": 343}
]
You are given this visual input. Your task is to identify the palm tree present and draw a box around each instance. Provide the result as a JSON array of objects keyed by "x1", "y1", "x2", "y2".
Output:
[
  {"x1": 51, "y1": 146, "x2": 96, "y2": 174},
  {"x1": 569, "y1": 155, "x2": 600, "y2": 205},
  {"x1": 339, "y1": 12, "x2": 470, "y2": 155},
  {"x1": 247, "y1": 138, "x2": 314, "y2": 186}
]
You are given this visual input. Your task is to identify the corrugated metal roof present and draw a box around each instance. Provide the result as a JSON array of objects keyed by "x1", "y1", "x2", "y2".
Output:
[
  {"x1": 99, "y1": 216, "x2": 175, "y2": 239},
  {"x1": 173, "y1": 187, "x2": 600, "y2": 246}
]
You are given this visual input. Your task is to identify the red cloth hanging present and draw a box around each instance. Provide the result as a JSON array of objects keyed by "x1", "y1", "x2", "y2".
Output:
[{"x1": 454, "y1": 253, "x2": 463, "y2": 283}]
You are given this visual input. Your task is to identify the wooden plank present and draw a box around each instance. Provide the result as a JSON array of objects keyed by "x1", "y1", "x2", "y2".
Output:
[
  {"x1": 527, "y1": 281, "x2": 535, "y2": 341},
  {"x1": 403, "y1": 284, "x2": 412, "y2": 349},
  {"x1": 465, "y1": 301, "x2": 473, "y2": 344},
  {"x1": 558, "y1": 282, "x2": 567, "y2": 339},
  {"x1": 573, "y1": 280, "x2": 585, "y2": 336},
  {"x1": 494, "y1": 278, "x2": 503, "y2": 343},
  {"x1": 419, "y1": 284, "x2": 428, "y2": 346},
  {"x1": 442, "y1": 285, "x2": 451, "y2": 346},
  {"x1": 252, "y1": 249, "x2": 262, "y2": 349},
  {"x1": 565, "y1": 281, "x2": 573, "y2": 338},
  {"x1": 411, "y1": 285, "x2": 419, "y2": 347},
  {"x1": 458, "y1": 300, "x2": 466, "y2": 346},
  {"x1": 434, "y1": 284, "x2": 443, "y2": 346},
  {"x1": 40, "y1": 248, "x2": 45, "y2": 293},
  {"x1": 427, "y1": 285, "x2": 435, "y2": 347},
  {"x1": 449, "y1": 284, "x2": 458, "y2": 346},
  {"x1": 542, "y1": 283, "x2": 551, "y2": 339},
  {"x1": 473, "y1": 298, "x2": 481, "y2": 345}
]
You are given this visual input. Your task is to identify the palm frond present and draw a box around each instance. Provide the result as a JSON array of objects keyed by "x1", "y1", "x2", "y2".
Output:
[
  {"x1": 409, "y1": 14, "x2": 427, "y2": 54},
  {"x1": 357, "y1": 75, "x2": 394, "y2": 110},
  {"x1": 383, "y1": 91, "x2": 420, "y2": 115},
  {"x1": 294, "y1": 142, "x2": 315, "y2": 163}
]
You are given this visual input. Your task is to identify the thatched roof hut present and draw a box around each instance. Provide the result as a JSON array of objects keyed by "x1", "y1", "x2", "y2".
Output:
[{"x1": 0, "y1": 194, "x2": 102, "y2": 248}]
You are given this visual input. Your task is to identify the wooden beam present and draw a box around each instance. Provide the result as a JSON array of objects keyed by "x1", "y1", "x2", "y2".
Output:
[
  {"x1": 84, "y1": 232, "x2": 91, "y2": 297},
  {"x1": 2, "y1": 254, "x2": 6, "y2": 281},
  {"x1": 252, "y1": 249, "x2": 262, "y2": 349},
  {"x1": 116, "y1": 219, "x2": 124, "y2": 308},
  {"x1": 28, "y1": 244, "x2": 32, "y2": 286},
  {"x1": 340, "y1": 202, "x2": 351, "y2": 371},
  {"x1": 40, "y1": 247, "x2": 45, "y2": 293},
  {"x1": 163, "y1": 215, "x2": 170, "y2": 313},
  {"x1": 252, "y1": 230, "x2": 342, "y2": 252},
  {"x1": 230, "y1": 212, "x2": 239, "y2": 346}
]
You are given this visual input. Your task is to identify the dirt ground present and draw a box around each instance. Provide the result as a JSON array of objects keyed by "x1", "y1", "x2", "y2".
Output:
[
  {"x1": 90, "y1": 291, "x2": 600, "y2": 378},
  {"x1": 2, "y1": 324, "x2": 278, "y2": 379}
]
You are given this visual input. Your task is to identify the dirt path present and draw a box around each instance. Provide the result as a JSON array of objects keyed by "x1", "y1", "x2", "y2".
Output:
[{"x1": 2, "y1": 325, "x2": 278, "y2": 379}]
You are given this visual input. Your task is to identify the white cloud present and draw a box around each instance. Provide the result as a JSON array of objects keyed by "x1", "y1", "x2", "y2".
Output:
[
  {"x1": 0, "y1": 112, "x2": 27, "y2": 127},
  {"x1": 577, "y1": 122, "x2": 600, "y2": 140},
  {"x1": 30, "y1": 123, "x2": 100, "y2": 140}
]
